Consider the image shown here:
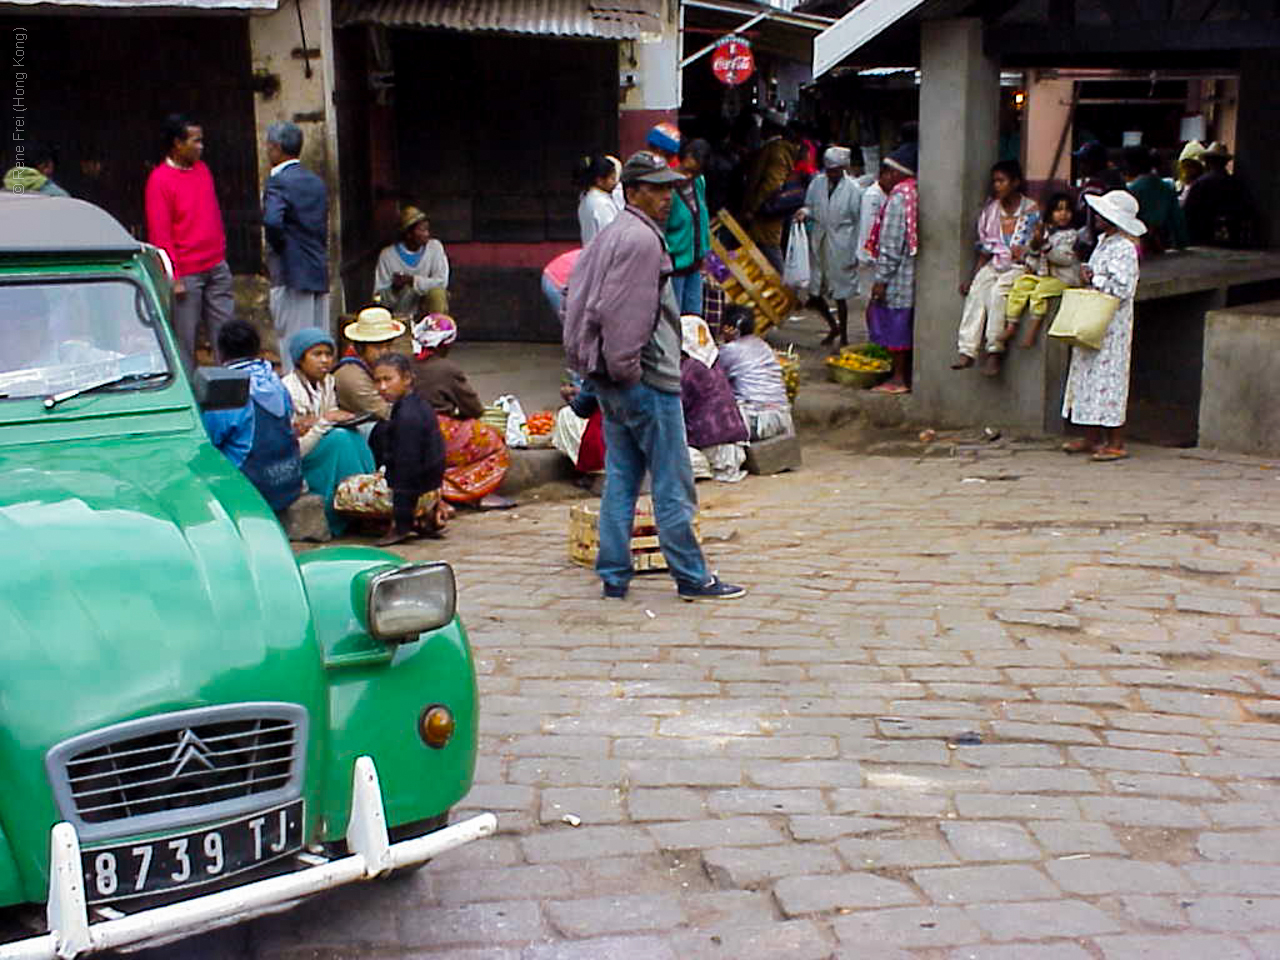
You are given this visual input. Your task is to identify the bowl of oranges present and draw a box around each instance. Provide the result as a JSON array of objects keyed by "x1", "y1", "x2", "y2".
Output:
[{"x1": 825, "y1": 345, "x2": 891, "y2": 389}]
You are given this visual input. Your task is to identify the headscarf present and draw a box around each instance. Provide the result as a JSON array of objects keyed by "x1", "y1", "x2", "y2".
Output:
[
  {"x1": 680, "y1": 315, "x2": 718, "y2": 368},
  {"x1": 412, "y1": 313, "x2": 458, "y2": 358},
  {"x1": 823, "y1": 146, "x2": 852, "y2": 170},
  {"x1": 287, "y1": 327, "x2": 336, "y2": 367}
]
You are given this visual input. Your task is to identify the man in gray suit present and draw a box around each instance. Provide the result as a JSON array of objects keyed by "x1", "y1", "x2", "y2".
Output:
[{"x1": 263, "y1": 122, "x2": 329, "y2": 373}]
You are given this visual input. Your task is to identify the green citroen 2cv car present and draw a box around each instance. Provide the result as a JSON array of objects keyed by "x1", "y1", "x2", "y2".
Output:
[{"x1": 0, "y1": 193, "x2": 492, "y2": 958}]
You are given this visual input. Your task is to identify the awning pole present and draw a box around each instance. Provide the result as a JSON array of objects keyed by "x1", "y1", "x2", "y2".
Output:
[{"x1": 680, "y1": 11, "x2": 768, "y2": 68}]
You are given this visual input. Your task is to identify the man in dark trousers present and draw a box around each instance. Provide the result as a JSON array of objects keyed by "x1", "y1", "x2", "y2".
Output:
[
  {"x1": 563, "y1": 150, "x2": 746, "y2": 603},
  {"x1": 263, "y1": 122, "x2": 329, "y2": 374},
  {"x1": 146, "y1": 113, "x2": 234, "y2": 368}
]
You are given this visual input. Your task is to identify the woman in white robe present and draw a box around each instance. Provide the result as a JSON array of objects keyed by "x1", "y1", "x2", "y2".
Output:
[{"x1": 795, "y1": 147, "x2": 863, "y2": 346}]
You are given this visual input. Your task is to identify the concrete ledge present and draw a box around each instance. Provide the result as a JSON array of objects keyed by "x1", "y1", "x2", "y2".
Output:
[
  {"x1": 498, "y1": 447, "x2": 577, "y2": 496},
  {"x1": 1199, "y1": 299, "x2": 1280, "y2": 456}
]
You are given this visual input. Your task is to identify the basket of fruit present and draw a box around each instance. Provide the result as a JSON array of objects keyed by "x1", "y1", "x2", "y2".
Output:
[
  {"x1": 525, "y1": 409, "x2": 555, "y2": 447},
  {"x1": 773, "y1": 346, "x2": 801, "y2": 403},
  {"x1": 825, "y1": 345, "x2": 891, "y2": 388}
]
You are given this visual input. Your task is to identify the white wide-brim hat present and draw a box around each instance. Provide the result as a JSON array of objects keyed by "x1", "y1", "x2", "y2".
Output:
[
  {"x1": 1085, "y1": 190, "x2": 1147, "y2": 237},
  {"x1": 344, "y1": 305, "x2": 407, "y2": 343}
]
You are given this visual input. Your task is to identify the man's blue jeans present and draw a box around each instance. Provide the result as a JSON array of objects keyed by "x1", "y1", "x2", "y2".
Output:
[
  {"x1": 670, "y1": 271, "x2": 704, "y2": 316},
  {"x1": 595, "y1": 379, "x2": 708, "y2": 591}
]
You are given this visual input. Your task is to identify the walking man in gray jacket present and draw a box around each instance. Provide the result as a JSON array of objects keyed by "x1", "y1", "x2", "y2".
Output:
[{"x1": 563, "y1": 151, "x2": 745, "y2": 602}]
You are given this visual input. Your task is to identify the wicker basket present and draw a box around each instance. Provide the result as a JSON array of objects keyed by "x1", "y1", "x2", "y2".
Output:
[
  {"x1": 827, "y1": 364, "x2": 886, "y2": 389},
  {"x1": 569, "y1": 500, "x2": 701, "y2": 572}
]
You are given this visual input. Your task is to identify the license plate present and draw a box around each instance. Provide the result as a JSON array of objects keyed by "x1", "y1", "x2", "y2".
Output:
[{"x1": 80, "y1": 800, "x2": 304, "y2": 904}]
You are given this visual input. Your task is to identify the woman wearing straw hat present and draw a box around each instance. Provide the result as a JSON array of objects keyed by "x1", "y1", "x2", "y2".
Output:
[
  {"x1": 374, "y1": 206, "x2": 450, "y2": 318},
  {"x1": 334, "y1": 305, "x2": 406, "y2": 421},
  {"x1": 1061, "y1": 190, "x2": 1143, "y2": 462}
]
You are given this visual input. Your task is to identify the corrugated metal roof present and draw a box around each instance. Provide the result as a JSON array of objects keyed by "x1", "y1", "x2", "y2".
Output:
[{"x1": 335, "y1": 0, "x2": 663, "y2": 39}]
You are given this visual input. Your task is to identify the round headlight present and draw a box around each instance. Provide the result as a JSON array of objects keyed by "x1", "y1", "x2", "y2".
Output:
[{"x1": 419, "y1": 705, "x2": 455, "y2": 749}]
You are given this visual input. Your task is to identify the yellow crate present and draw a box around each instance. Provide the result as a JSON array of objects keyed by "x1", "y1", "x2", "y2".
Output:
[{"x1": 569, "y1": 500, "x2": 701, "y2": 572}]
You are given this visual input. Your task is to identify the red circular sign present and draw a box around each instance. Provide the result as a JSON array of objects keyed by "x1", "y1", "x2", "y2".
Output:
[{"x1": 712, "y1": 37, "x2": 754, "y2": 86}]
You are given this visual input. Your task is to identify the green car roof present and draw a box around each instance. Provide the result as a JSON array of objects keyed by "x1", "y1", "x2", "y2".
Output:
[{"x1": 0, "y1": 193, "x2": 141, "y2": 257}]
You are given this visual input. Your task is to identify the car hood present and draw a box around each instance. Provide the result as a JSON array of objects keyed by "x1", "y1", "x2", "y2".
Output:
[{"x1": 0, "y1": 433, "x2": 325, "y2": 834}]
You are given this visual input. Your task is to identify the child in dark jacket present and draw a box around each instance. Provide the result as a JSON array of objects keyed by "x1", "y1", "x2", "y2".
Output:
[{"x1": 369, "y1": 352, "x2": 447, "y2": 545}]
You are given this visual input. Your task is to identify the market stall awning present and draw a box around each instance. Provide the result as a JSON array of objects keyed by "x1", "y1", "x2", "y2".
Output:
[
  {"x1": 1, "y1": 0, "x2": 277, "y2": 8},
  {"x1": 335, "y1": 0, "x2": 664, "y2": 39},
  {"x1": 812, "y1": 0, "x2": 926, "y2": 77}
]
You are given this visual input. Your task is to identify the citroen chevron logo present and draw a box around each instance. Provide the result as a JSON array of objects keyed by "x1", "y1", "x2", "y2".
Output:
[{"x1": 169, "y1": 729, "x2": 216, "y2": 778}]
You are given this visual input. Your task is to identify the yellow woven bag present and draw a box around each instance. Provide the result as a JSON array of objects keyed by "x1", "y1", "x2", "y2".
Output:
[{"x1": 1047, "y1": 287, "x2": 1120, "y2": 350}]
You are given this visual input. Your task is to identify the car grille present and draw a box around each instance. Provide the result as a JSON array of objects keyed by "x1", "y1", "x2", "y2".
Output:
[{"x1": 47, "y1": 703, "x2": 308, "y2": 842}]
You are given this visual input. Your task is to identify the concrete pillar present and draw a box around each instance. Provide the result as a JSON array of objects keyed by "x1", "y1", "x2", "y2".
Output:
[
  {"x1": 1022, "y1": 71, "x2": 1074, "y2": 199},
  {"x1": 914, "y1": 19, "x2": 1003, "y2": 428},
  {"x1": 1235, "y1": 51, "x2": 1280, "y2": 249},
  {"x1": 618, "y1": 0, "x2": 679, "y2": 155},
  {"x1": 248, "y1": 0, "x2": 342, "y2": 313}
]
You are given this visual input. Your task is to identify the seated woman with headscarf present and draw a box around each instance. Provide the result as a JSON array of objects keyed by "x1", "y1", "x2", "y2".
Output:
[
  {"x1": 681, "y1": 315, "x2": 748, "y2": 482},
  {"x1": 410, "y1": 314, "x2": 512, "y2": 508},
  {"x1": 716, "y1": 303, "x2": 794, "y2": 441},
  {"x1": 281, "y1": 327, "x2": 376, "y2": 536}
]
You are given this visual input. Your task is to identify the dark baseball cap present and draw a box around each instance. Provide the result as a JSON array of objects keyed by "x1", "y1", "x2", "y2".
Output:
[
  {"x1": 620, "y1": 150, "x2": 685, "y2": 185},
  {"x1": 1073, "y1": 140, "x2": 1108, "y2": 164}
]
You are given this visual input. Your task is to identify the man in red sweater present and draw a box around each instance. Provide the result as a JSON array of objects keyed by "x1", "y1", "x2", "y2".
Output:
[{"x1": 145, "y1": 113, "x2": 234, "y2": 368}]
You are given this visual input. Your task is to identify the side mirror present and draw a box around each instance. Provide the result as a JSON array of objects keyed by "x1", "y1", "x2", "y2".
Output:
[{"x1": 194, "y1": 367, "x2": 250, "y2": 411}]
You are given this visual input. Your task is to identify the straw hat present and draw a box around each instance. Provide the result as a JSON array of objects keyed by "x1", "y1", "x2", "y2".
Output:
[
  {"x1": 399, "y1": 205, "x2": 429, "y2": 235},
  {"x1": 344, "y1": 305, "x2": 406, "y2": 343},
  {"x1": 1085, "y1": 190, "x2": 1147, "y2": 237},
  {"x1": 1201, "y1": 141, "x2": 1233, "y2": 160},
  {"x1": 1178, "y1": 140, "x2": 1206, "y2": 163}
]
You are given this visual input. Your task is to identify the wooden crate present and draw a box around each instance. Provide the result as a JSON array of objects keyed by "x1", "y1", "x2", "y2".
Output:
[
  {"x1": 708, "y1": 209, "x2": 796, "y2": 334},
  {"x1": 569, "y1": 500, "x2": 701, "y2": 572}
]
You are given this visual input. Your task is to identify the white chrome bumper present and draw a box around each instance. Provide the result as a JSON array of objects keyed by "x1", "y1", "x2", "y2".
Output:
[{"x1": 0, "y1": 756, "x2": 496, "y2": 959}]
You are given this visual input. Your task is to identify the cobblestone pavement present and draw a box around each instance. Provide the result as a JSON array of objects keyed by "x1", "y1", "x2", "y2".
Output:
[{"x1": 200, "y1": 442, "x2": 1280, "y2": 958}]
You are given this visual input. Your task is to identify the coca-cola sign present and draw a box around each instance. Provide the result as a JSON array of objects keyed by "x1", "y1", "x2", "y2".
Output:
[{"x1": 711, "y1": 37, "x2": 754, "y2": 86}]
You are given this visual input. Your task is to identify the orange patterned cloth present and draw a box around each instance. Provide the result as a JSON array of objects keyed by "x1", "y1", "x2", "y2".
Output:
[{"x1": 438, "y1": 415, "x2": 509, "y2": 503}]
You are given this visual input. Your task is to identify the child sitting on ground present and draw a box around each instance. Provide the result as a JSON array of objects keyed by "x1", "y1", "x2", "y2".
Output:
[
  {"x1": 369, "y1": 352, "x2": 448, "y2": 546},
  {"x1": 1001, "y1": 192, "x2": 1082, "y2": 347}
]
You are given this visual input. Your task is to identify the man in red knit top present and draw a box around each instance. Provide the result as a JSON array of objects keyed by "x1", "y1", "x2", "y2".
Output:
[{"x1": 145, "y1": 113, "x2": 234, "y2": 368}]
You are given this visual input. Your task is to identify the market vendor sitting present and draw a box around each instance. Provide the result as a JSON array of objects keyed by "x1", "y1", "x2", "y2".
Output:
[
  {"x1": 681, "y1": 315, "x2": 748, "y2": 482},
  {"x1": 335, "y1": 306, "x2": 404, "y2": 420},
  {"x1": 717, "y1": 303, "x2": 793, "y2": 441},
  {"x1": 410, "y1": 313, "x2": 512, "y2": 509},
  {"x1": 374, "y1": 206, "x2": 450, "y2": 318},
  {"x1": 282, "y1": 327, "x2": 376, "y2": 537},
  {"x1": 202, "y1": 321, "x2": 303, "y2": 513}
]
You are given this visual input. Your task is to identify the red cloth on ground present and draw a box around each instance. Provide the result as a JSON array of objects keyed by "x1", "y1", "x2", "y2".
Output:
[
  {"x1": 144, "y1": 161, "x2": 227, "y2": 277},
  {"x1": 576, "y1": 410, "x2": 606, "y2": 474}
]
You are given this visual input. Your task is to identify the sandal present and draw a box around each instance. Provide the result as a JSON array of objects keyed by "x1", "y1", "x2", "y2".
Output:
[
  {"x1": 1091, "y1": 447, "x2": 1130, "y2": 462},
  {"x1": 870, "y1": 382, "x2": 910, "y2": 395},
  {"x1": 1061, "y1": 439, "x2": 1093, "y2": 454}
]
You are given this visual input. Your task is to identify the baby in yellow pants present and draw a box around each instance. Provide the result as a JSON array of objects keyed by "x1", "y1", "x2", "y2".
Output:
[{"x1": 1002, "y1": 193, "x2": 1081, "y2": 344}]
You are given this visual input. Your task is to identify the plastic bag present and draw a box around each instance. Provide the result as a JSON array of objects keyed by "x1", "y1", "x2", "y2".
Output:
[
  {"x1": 783, "y1": 221, "x2": 811, "y2": 293},
  {"x1": 495, "y1": 394, "x2": 528, "y2": 448}
]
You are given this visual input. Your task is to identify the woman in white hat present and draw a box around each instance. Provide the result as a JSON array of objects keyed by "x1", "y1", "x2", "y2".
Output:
[
  {"x1": 1061, "y1": 190, "x2": 1143, "y2": 462},
  {"x1": 334, "y1": 305, "x2": 406, "y2": 421}
]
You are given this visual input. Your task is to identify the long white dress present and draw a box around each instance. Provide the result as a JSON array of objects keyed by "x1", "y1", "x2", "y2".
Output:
[
  {"x1": 855, "y1": 181, "x2": 887, "y2": 298},
  {"x1": 578, "y1": 188, "x2": 619, "y2": 247},
  {"x1": 1061, "y1": 232, "x2": 1140, "y2": 428},
  {"x1": 802, "y1": 173, "x2": 863, "y2": 301}
]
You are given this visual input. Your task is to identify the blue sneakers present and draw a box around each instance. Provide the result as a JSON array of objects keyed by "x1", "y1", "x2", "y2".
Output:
[{"x1": 678, "y1": 577, "x2": 747, "y2": 602}]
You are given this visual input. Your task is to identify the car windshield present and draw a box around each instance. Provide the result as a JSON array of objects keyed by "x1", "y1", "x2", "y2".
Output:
[{"x1": 0, "y1": 279, "x2": 170, "y2": 400}]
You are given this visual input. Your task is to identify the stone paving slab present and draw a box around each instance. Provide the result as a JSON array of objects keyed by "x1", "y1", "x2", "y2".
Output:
[{"x1": 152, "y1": 442, "x2": 1280, "y2": 957}]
